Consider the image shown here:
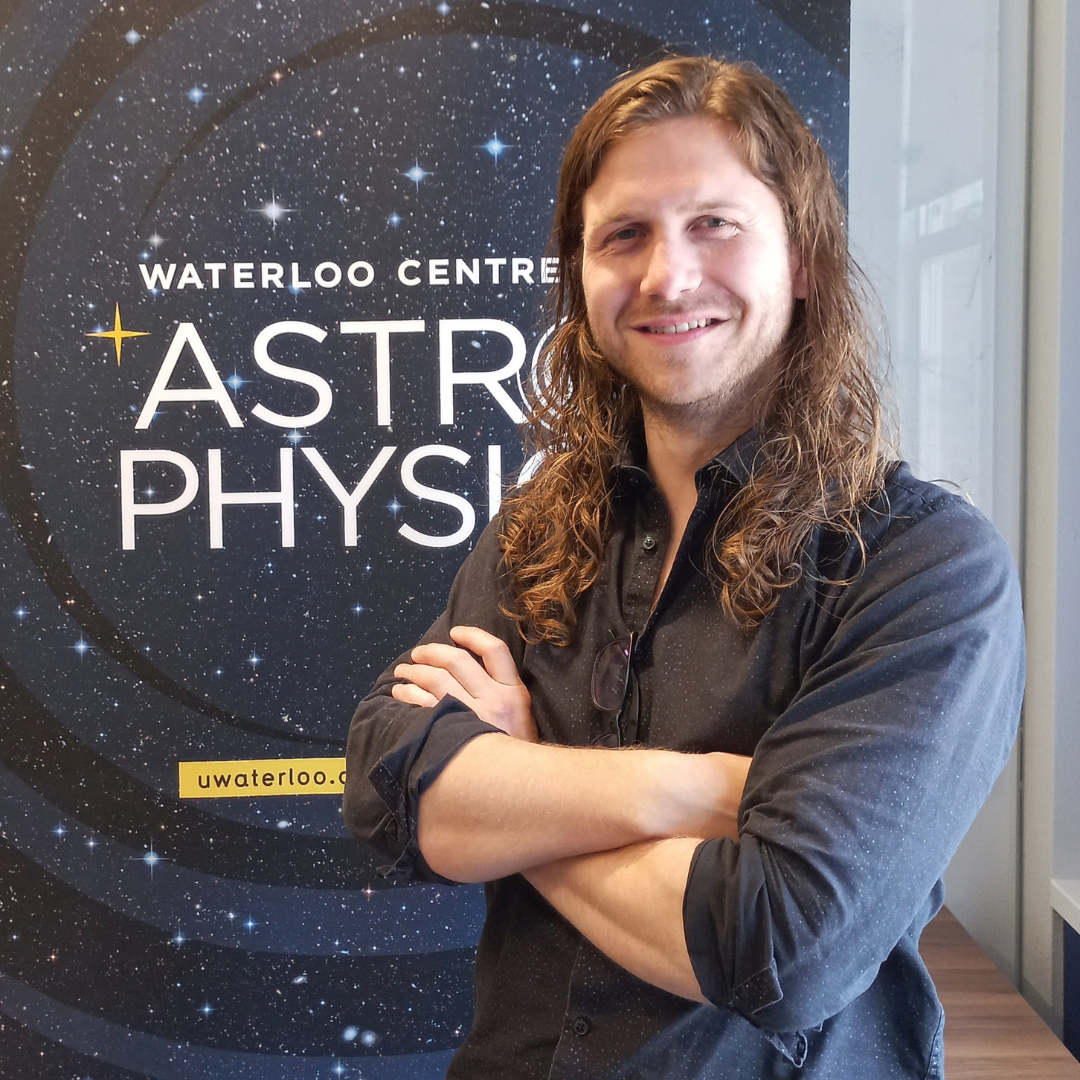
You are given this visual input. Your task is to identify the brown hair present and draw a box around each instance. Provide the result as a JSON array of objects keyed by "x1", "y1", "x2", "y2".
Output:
[{"x1": 498, "y1": 55, "x2": 889, "y2": 644}]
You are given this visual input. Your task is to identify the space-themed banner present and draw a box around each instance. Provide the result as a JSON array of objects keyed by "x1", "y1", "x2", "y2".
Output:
[{"x1": 0, "y1": 1, "x2": 849, "y2": 1076}]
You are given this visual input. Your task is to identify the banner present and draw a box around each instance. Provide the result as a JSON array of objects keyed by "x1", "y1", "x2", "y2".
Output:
[{"x1": 0, "y1": 1, "x2": 849, "y2": 1075}]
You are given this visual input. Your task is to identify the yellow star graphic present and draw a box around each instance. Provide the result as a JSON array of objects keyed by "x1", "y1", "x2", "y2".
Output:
[{"x1": 86, "y1": 303, "x2": 150, "y2": 365}]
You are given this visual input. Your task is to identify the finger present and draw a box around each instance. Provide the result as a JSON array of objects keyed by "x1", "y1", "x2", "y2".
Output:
[
  {"x1": 391, "y1": 682, "x2": 441, "y2": 708},
  {"x1": 449, "y1": 625, "x2": 522, "y2": 685},
  {"x1": 394, "y1": 663, "x2": 478, "y2": 711},
  {"x1": 408, "y1": 643, "x2": 494, "y2": 698}
]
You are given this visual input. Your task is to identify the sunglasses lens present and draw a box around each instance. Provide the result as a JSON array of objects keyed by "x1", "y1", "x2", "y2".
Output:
[{"x1": 591, "y1": 637, "x2": 632, "y2": 713}]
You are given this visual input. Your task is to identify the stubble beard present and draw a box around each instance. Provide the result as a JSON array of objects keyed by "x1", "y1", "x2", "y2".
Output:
[{"x1": 598, "y1": 306, "x2": 793, "y2": 438}]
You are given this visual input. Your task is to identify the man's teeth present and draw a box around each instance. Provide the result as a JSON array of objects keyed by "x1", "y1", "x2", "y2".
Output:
[{"x1": 644, "y1": 319, "x2": 714, "y2": 334}]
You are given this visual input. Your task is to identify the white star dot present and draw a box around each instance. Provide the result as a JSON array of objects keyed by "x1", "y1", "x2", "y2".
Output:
[
  {"x1": 250, "y1": 190, "x2": 294, "y2": 231},
  {"x1": 404, "y1": 162, "x2": 429, "y2": 189},
  {"x1": 484, "y1": 135, "x2": 511, "y2": 160}
]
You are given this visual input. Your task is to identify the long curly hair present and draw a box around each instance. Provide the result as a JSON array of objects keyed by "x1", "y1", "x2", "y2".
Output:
[{"x1": 498, "y1": 56, "x2": 890, "y2": 645}]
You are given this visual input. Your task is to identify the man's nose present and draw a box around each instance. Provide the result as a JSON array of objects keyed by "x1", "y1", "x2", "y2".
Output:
[{"x1": 639, "y1": 235, "x2": 701, "y2": 300}]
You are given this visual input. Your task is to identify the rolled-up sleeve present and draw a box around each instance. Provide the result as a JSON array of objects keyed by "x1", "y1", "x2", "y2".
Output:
[
  {"x1": 342, "y1": 522, "x2": 520, "y2": 883},
  {"x1": 682, "y1": 498, "x2": 1024, "y2": 1036}
]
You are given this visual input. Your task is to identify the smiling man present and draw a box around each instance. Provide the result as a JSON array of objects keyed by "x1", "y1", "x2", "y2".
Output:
[{"x1": 343, "y1": 57, "x2": 1024, "y2": 1079}]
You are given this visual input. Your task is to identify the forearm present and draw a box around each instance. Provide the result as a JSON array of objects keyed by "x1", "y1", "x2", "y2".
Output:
[
  {"x1": 417, "y1": 732, "x2": 747, "y2": 882},
  {"x1": 524, "y1": 838, "x2": 707, "y2": 1001}
]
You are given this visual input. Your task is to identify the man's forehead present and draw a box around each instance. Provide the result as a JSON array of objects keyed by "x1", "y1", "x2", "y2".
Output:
[{"x1": 579, "y1": 116, "x2": 765, "y2": 222}]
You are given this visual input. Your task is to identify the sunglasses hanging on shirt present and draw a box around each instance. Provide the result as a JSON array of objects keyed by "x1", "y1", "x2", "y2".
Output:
[{"x1": 590, "y1": 630, "x2": 639, "y2": 745}]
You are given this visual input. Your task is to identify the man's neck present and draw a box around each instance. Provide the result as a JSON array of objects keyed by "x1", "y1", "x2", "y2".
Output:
[
  {"x1": 642, "y1": 406, "x2": 748, "y2": 525},
  {"x1": 641, "y1": 405, "x2": 751, "y2": 607}
]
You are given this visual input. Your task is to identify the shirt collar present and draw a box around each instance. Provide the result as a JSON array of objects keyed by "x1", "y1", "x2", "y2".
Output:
[
  {"x1": 613, "y1": 424, "x2": 762, "y2": 491},
  {"x1": 701, "y1": 426, "x2": 761, "y2": 487}
]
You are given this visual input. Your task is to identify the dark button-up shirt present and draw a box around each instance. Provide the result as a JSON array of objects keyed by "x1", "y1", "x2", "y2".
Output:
[{"x1": 343, "y1": 432, "x2": 1025, "y2": 1079}]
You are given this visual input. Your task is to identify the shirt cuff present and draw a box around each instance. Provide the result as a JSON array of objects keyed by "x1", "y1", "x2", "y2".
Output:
[
  {"x1": 366, "y1": 695, "x2": 504, "y2": 882},
  {"x1": 683, "y1": 837, "x2": 807, "y2": 1067}
]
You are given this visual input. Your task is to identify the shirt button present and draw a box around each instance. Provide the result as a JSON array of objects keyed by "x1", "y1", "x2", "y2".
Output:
[
  {"x1": 572, "y1": 1015, "x2": 591, "y2": 1037},
  {"x1": 642, "y1": 535, "x2": 656, "y2": 551}
]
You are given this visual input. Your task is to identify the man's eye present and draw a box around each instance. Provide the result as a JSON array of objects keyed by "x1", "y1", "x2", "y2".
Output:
[
  {"x1": 702, "y1": 217, "x2": 738, "y2": 236},
  {"x1": 611, "y1": 227, "x2": 639, "y2": 242}
]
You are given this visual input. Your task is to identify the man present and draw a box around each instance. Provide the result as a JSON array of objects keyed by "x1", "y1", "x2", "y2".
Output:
[{"x1": 344, "y1": 56, "x2": 1023, "y2": 1079}]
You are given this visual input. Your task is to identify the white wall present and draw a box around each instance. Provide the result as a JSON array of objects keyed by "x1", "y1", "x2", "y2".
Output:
[{"x1": 1025, "y1": 0, "x2": 1080, "y2": 1034}]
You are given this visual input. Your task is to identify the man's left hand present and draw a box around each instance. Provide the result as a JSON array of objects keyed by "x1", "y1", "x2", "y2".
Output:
[{"x1": 392, "y1": 625, "x2": 538, "y2": 742}]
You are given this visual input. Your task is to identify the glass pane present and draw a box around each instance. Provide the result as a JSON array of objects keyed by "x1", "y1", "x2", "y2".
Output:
[{"x1": 850, "y1": 0, "x2": 1023, "y2": 984}]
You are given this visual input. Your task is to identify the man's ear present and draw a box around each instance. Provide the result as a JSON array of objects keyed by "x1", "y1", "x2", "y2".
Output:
[{"x1": 790, "y1": 249, "x2": 809, "y2": 300}]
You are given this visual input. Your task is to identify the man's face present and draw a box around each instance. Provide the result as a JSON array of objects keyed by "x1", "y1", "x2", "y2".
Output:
[{"x1": 580, "y1": 116, "x2": 807, "y2": 429}]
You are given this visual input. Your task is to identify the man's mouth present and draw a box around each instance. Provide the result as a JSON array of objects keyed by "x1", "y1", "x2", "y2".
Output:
[{"x1": 638, "y1": 317, "x2": 721, "y2": 335}]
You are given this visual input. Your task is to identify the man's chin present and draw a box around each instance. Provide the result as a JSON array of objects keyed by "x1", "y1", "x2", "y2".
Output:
[
  {"x1": 625, "y1": 369, "x2": 770, "y2": 428},
  {"x1": 636, "y1": 387, "x2": 740, "y2": 423}
]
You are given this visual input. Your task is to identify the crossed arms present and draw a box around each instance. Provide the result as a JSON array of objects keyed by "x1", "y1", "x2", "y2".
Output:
[
  {"x1": 392, "y1": 625, "x2": 753, "y2": 1002},
  {"x1": 344, "y1": 502, "x2": 1024, "y2": 1030}
]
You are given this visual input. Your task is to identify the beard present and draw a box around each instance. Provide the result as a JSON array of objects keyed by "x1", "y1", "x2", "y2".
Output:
[
  {"x1": 594, "y1": 294, "x2": 795, "y2": 437},
  {"x1": 629, "y1": 335, "x2": 783, "y2": 432}
]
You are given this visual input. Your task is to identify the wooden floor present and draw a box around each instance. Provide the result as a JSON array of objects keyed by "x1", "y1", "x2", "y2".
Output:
[{"x1": 920, "y1": 907, "x2": 1080, "y2": 1079}]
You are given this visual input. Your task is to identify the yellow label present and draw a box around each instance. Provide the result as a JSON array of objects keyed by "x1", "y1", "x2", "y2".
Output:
[{"x1": 178, "y1": 757, "x2": 347, "y2": 798}]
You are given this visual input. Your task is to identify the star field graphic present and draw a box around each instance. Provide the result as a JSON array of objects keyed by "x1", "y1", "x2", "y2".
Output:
[{"x1": 0, "y1": 0, "x2": 848, "y2": 1075}]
